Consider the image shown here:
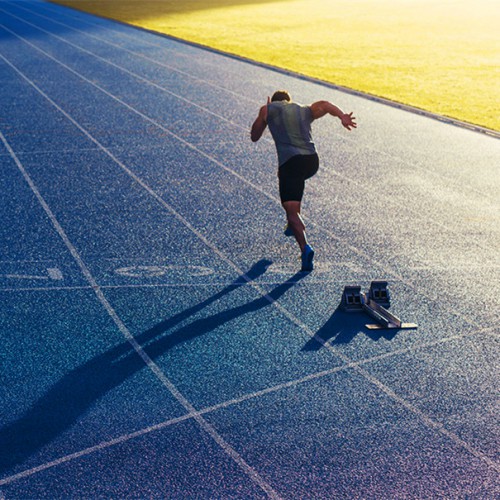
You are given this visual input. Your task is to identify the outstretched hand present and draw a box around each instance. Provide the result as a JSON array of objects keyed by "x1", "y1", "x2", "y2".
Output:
[{"x1": 341, "y1": 112, "x2": 357, "y2": 131}]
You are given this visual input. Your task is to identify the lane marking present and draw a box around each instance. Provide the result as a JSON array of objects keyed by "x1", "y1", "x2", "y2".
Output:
[
  {"x1": 0, "y1": 285, "x2": 93, "y2": 292},
  {"x1": 0, "y1": 280, "x2": 352, "y2": 293},
  {"x1": 0, "y1": 134, "x2": 281, "y2": 498},
  {"x1": 0, "y1": 146, "x2": 102, "y2": 156},
  {"x1": 0, "y1": 258, "x2": 379, "y2": 292},
  {"x1": 3, "y1": 274, "x2": 48, "y2": 280},
  {"x1": 0, "y1": 267, "x2": 63, "y2": 281},
  {"x1": 47, "y1": 267, "x2": 64, "y2": 280},
  {"x1": 114, "y1": 265, "x2": 214, "y2": 278},
  {"x1": 0, "y1": 413, "x2": 196, "y2": 487}
]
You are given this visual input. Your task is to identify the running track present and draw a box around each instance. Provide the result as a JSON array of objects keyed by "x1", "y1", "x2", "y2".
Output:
[{"x1": 0, "y1": 1, "x2": 499, "y2": 498}]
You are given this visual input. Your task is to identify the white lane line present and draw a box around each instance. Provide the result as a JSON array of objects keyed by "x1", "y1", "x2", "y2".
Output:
[
  {"x1": 2, "y1": 274, "x2": 48, "y2": 280},
  {"x1": 0, "y1": 268, "x2": 62, "y2": 281},
  {"x1": 0, "y1": 285, "x2": 93, "y2": 292},
  {"x1": 1, "y1": 323, "x2": 496, "y2": 487},
  {"x1": 0, "y1": 146, "x2": 102, "y2": 156},
  {"x1": 0, "y1": 134, "x2": 281, "y2": 498},
  {"x1": 1, "y1": 44, "x2": 498, "y2": 478}
]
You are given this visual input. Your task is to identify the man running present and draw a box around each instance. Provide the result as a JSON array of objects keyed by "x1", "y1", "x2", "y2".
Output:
[{"x1": 251, "y1": 90, "x2": 356, "y2": 271}]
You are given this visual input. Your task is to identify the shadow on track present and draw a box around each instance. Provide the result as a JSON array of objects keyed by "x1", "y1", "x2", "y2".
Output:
[
  {"x1": 0, "y1": 259, "x2": 306, "y2": 476},
  {"x1": 302, "y1": 306, "x2": 399, "y2": 351}
]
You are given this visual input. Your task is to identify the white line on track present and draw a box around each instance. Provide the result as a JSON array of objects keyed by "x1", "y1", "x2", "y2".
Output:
[
  {"x1": 2, "y1": 274, "x2": 48, "y2": 280},
  {"x1": 0, "y1": 17, "x2": 495, "y2": 330},
  {"x1": 0, "y1": 146, "x2": 102, "y2": 156},
  {"x1": 0, "y1": 324, "x2": 496, "y2": 487},
  {"x1": 0, "y1": 268, "x2": 63, "y2": 280},
  {"x1": 0, "y1": 31, "x2": 499, "y2": 482},
  {"x1": 0, "y1": 130, "x2": 282, "y2": 497},
  {"x1": 0, "y1": 285, "x2": 93, "y2": 292}
]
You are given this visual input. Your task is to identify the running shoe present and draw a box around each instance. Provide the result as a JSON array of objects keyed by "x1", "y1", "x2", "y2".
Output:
[
  {"x1": 283, "y1": 223, "x2": 294, "y2": 237},
  {"x1": 301, "y1": 244, "x2": 314, "y2": 272}
]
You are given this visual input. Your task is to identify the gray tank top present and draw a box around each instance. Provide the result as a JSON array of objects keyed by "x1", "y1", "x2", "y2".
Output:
[{"x1": 267, "y1": 101, "x2": 316, "y2": 165}]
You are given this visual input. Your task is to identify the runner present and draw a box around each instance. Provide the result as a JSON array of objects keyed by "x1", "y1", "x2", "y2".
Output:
[{"x1": 251, "y1": 90, "x2": 357, "y2": 271}]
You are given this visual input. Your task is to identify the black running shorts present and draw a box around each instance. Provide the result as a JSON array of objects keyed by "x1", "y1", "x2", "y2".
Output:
[{"x1": 278, "y1": 153, "x2": 319, "y2": 203}]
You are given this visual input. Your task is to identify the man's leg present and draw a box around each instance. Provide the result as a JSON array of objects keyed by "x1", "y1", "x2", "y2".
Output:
[
  {"x1": 279, "y1": 155, "x2": 318, "y2": 271},
  {"x1": 282, "y1": 200, "x2": 307, "y2": 252}
]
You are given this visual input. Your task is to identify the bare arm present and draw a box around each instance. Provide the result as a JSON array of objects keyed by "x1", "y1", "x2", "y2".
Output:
[
  {"x1": 250, "y1": 97, "x2": 271, "y2": 142},
  {"x1": 310, "y1": 100, "x2": 357, "y2": 130}
]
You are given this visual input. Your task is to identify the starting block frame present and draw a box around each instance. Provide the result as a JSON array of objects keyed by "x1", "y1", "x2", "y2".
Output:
[{"x1": 341, "y1": 281, "x2": 417, "y2": 330}]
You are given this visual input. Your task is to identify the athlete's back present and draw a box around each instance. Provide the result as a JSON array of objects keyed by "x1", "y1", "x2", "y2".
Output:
[{"x1": 266, "y1": 101, "x2": 316, "y2": 165}]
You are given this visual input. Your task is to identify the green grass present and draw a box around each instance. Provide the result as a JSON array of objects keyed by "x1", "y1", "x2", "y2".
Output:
[{"x1": 52, "y1": 0, "x2": 500, "y2": 132}]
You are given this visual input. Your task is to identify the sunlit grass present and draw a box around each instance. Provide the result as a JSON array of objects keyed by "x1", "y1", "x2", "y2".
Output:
[{"x1": 53, "y1": 0, "x2": 500, "y2": 132}]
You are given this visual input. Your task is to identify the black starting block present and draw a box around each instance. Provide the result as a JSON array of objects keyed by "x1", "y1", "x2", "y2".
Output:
[
  {"x1": 341, "y1": 285, "x2": 363, "y2": 311},
  {"x1": 368, "y1": 280, "x2": 390, "y2": 307},
  {"x1": 341, "y1": 281, "x2": 417, "y2": 330}
]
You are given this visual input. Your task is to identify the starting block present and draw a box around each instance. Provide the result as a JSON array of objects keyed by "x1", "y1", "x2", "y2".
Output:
[
  {"x1": 341, "y1": 285, "x2": 363, "y2": 311},
  {"x1": 368, "y1": 280, "x2": 390, "y2": 307},
  {"x1": 341, "y1": 281, "x2": 417, "y2": 330}
]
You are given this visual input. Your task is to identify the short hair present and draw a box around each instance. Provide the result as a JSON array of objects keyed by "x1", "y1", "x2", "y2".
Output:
[{"x1": 271, "y1": 90, "x2": 291, "y2": 102}]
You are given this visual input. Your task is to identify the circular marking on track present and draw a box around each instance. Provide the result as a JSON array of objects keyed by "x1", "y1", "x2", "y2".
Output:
[{"x1": 114, "y1": 265, "x2": 214, "y2": 278}]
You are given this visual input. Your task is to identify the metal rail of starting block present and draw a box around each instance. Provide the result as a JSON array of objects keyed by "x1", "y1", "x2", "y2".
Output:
[{"x1": 341, "y1": 282, "x2": 417, "y2": 330}]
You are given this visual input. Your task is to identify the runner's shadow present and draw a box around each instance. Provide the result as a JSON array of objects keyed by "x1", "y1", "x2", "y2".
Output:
[
  {"x1": 140, "y1": 267, "x2": 306, "y2": 357},
  {"x1": 0, "y1": 259, "x2": 305, "y2": 475},
  {"x1": 302, "y1": 307, "x2": 367, "y2": 350}
]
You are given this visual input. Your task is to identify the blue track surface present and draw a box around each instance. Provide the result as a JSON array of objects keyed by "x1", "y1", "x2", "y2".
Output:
[{"x1": 0, "y1": 1, "x2": 499, "y2": 497}]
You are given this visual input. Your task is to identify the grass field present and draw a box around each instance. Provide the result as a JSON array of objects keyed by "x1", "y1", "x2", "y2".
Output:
[{"x1": 52, "y1": 0, "x2": 500, "y2": 132}]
